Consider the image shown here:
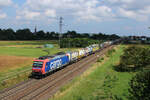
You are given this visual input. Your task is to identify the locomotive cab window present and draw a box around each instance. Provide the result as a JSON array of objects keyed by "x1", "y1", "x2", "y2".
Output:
[{"x1": 33, "y1": 61, "x2": 43, "y2": 68}]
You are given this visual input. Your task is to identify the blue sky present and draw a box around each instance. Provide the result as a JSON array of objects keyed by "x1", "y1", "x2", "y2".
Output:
[{"x1": 0, "y1": 0, "x2": 150, "y2": 36}]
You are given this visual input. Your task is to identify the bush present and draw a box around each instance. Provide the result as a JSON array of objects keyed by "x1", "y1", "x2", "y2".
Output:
[
  {"x1": 115, "y1": 46, "x2": 150, "y2": 72},
  {"x1": 128, "y1": 71, "x2": 150, "y2": 100},
  {"x1": 60, "y1": 38, "x2": 100, "y2": 48},
  {"x1": 107, "y1": 49, "x2": 116, "y2": 57},
  {"x1": 91, "y1": 74, "x2": 121, "y2": 100},
  {"x1": 97, "y1": 57, "x2": 104, "y2": 62}
]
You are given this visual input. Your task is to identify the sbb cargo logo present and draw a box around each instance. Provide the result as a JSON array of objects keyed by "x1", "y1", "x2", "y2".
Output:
[{"x1": 50, "y1": 59, "x2": 62, "y2": 69}]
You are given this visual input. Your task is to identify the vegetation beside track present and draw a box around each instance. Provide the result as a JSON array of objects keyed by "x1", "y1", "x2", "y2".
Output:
[
  {"x1": 115, "y1": 45, "x2": 150, "y2": 72},
  {"x1": 0, "y1": 40, "x2": 77, "y2": 90},
  {"x1": 50, "y1": 45, "x2": 133, "y2": 100},
  {"x1": 0, "y1": 70, "x2": 30, "y2": 90},
  {"x1": 60, "y1": 38, "x2": 100, "y2": 48},
  {"x1": 114, "y1": 45, "x2": 150, "y2": 100}
]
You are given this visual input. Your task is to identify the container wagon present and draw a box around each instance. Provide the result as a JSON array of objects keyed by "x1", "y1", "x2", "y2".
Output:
[
  {"x1": 31, "y1": 39, "x2": 120, "y2": 77},
  {"x1": 66, "y1": 51, "x2": 79, "y2": 63}
]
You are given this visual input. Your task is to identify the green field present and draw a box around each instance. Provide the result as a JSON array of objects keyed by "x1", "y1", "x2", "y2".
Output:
[
  {"x1": 0, "y1": 40, "x2": 57, "y2": 46},
  {"x1": 0, "y1": 40, "x2": 77, "y2": 90},
  {"x1": 50, "y1": 45, "x2": 133, "y2": 100},
  {"x1": 0, "y1": 41, "x2": 77, "y2": 57}
]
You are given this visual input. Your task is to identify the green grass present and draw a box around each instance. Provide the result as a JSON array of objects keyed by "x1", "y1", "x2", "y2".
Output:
[
  {"x1": 0, "y1": 40, "x2": 58, "y2": 46},
  {"x1": 0, "y1": 65, "x2": 31, "y2": 80},
  {"x1": 0, "y1": 71, "x2": 30, "y2": 90},
  {"x1": 50, "y1": 45, "x2": 133, "y2": 100},
  {"x1": 127, "y1": 44, "x2": 150, "y2": 48},
  {"x1": 0, "y1": 47, "x2": 77, "y2": 57},
  {"x1": 0, "y1": 47, "x2": 46, "y2": 57},
  {"x1": 0, "y1": 41, "x2": 77, "y2": 57},
  {"x1": 0, "y1": 64, "x2": 32, "y2": 90}
]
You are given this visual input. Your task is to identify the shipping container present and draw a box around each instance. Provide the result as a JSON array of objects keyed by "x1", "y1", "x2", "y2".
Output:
[
  {"x1": 77, "y1": 49, "x2": 86, "y2": 59},
  {"x1": 66, "y1": 51, "x2": 79, "y2": 62},
  {"x1": 45, "y1": 55, "x2": 70, "y2": 73}
]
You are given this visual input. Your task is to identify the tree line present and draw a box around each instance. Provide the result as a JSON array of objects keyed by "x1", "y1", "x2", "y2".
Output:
[
  {"x1": 115, "y1": 46, "x2": 150, "y2": 72},
  {"x1": 0, "y1": 28, "x2": 120, "y2": 40},
  {"x1": 60, "y1": 38, "x2": 100, "y2": 48}
]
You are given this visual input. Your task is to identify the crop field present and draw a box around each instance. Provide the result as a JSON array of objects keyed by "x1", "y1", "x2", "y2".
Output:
[
  {"x1": 50, "y1": 45, "x2": 133, "y2": 100},
  {"x1": 0, "y1": 55, "x2": 33, "y2": 72},
  {"x1": 0, "y1": 40, "x2": 77, "y2": 90}
]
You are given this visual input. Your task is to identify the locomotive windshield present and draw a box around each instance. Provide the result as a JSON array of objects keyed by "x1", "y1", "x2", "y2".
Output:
[{"x1": 33, "y1": 61, "x2": 43, "y2": 68}]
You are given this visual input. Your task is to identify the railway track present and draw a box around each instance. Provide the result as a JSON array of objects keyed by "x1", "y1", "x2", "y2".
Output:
[{"x1": 0, "y1": 45, "x2": 115, "y2": 100}]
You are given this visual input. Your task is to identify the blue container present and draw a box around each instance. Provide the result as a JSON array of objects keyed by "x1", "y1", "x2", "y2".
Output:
[{"x1": 45, "y1": 55, "x2": 69, "y2": 73}]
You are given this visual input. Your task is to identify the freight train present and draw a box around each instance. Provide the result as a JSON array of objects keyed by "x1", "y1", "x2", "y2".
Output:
[{"x1": 32, "y1": 40, "x2": 120, "y2": 77}]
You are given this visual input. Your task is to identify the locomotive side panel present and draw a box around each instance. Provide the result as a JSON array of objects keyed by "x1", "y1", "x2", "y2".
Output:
[{"x1": 45, "y1": 55, "x2": 69, "y2": 74}]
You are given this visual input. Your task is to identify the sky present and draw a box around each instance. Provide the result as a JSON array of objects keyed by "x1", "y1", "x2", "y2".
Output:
[{"x1": 0, "y1": 0, "x2": 150, "y2": 36}]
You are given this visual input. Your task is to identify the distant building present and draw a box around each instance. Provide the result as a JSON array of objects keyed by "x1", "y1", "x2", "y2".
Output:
[{"x1": 34, "y1": 26, "x2": 37, "y2": 34}]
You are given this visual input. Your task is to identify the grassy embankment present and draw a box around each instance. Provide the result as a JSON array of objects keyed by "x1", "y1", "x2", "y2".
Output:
[
  {"x1": 50, "y1": 45, "x2": 133, "y2": 100},
  {"x1": 0, "y1": 41, "x2": 77, "y2": 90}
]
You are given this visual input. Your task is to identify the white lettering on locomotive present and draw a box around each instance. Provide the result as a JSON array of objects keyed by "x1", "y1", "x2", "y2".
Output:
[{"x1": 50, "y1": 59, "x2": 62, "y2": 69}]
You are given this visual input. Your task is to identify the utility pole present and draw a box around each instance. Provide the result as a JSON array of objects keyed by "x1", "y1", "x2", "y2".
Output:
[
  {"x1": 59, "y1": 17, "x2": 63, "y2": 47},
  {"x1": 67, "y1": 31, "x2": 71, "y2": 48},
  {"x1": 34, "y1": 25, "x2": 37, "y2": 34}
]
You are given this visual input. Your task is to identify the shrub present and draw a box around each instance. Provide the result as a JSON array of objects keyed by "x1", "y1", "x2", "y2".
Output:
[
  {"x1": 97, "y1": 57, "x2": 104, "y2": 62},
  {"x1": 91, "y1": 74, "x2": 121, "y2": 100},
  {"x1": 128, "y1": 71, "x2": 150, "y2": 100},
  {"x1": 115, "y1": 46, "x2": 150, "y2": 72},
  {"x1": 107, "y1": 49, "x2": 116, "y2": 57}
]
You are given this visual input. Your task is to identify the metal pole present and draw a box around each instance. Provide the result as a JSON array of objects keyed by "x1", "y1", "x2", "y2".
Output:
[
  {"x1": 69, "y1": 32, "x2": 71, "y2": 48},
  {"x1": 59, "y1": 17, "x2": 63, "y2": 47}
]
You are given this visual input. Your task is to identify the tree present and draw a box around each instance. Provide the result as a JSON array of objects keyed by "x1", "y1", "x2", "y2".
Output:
[
  {"x1": 60, "y1": 38, "x2": 99, "y2": 48},
  {"x1": 116, "y1": 46, "x2": 150, "y2": 72},
  {"x1": 50, "y1": 32, "x2": 57, "y2": 40},
  {"x1": 128, "y1": 71, "x2": 150, "y2": 100},
  {"x1": 0, "y1": 28, "x2": 120, "y2": 40},
  {"x1": 16, "y1": 29, "x2": 33, "y2": 40},
  {"x1": 81, "y1": 33, "x2": 90, "y2": 38},
  {"x1": 4, "y1": 28, "x2": 16, "y2": 40},
  {"x1": 35, "y1": 30, "x2": 45, "y2": 40}
]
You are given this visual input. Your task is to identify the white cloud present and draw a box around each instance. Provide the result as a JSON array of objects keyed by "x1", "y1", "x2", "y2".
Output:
[
  {"x1": 0, "y1": 0, "x2": 13, "y2": 19},
  {"x1": 0, "y1": 13, "x2": 6, "y2": 19},
  {"x1": 107, "y1": 0, "x2": 134, "y2": 4},
  {"x1": 45, "y1": 9, "x2": 56, "y2": 17},
  {"x1": 15, "y1": 0, "x2": 150, "y2": 22},
  {"x1": 76, "y1": 6, "x2": 114, "y2": 21},
  {"x1": 16, "y1": 10, "x2": 40, "y2": 20},
  {"x1": 105, "y1": 0, "x2": 150, "y2": 21},
  {"x1": 118, "y1": 8, "x2": 148, "y2": 21},
  {"x1": 97, "y1": 6, "x2": 114, "y2": 17},
  {"x1": 16, "y1": 0, "x2": 116, "y2": 22},
  {"x1": 139, "y1": 6, "x2": 150, "y2": 15},
  {"x1": 0, "y1": 0, "x2": 12, "y2": 7}
]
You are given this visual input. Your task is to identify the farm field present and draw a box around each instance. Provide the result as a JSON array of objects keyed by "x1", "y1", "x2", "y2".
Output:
[
  {"x1": 0, "y1": 41, "x2": 77, "y2": 90},
  {"x1": 0, "y1": 41, "x2": 77, "y2": 57},
  {"x1": 50, "y1": 45, "x2": 133, "y2": 100}
]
